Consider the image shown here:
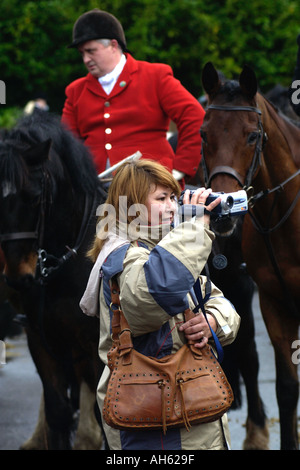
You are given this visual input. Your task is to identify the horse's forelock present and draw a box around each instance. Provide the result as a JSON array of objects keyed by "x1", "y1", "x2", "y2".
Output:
[
  {"x1": 0, "y1": 140, "x2": 28, "y2": 192},
  {"x1": 1, "y1": 112, "x2": 99, "y2": 199},
  {"x1": 19, "y1": 112, "x2": 98, "y2": 195},
  {"x1": 219, "y1": 80, "x2": 242, "y2": 101}
]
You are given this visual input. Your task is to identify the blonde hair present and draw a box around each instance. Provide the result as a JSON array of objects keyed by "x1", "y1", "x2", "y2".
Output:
[{"x1": 88, "y1": 159, "x2": 181, "y2": 261}]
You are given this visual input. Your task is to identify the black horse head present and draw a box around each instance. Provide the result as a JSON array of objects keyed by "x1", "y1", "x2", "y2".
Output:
[{"x1": 0, "y1": 112, "x2": 103, "y2": 285}]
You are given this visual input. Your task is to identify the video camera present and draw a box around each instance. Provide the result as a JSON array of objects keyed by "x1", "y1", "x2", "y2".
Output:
[{"x1": 178, "y1": 189, "x2": 248, "y2": 219}]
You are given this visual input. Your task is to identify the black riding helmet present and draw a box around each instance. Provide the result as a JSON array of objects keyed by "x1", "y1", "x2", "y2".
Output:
[{"x1": 68, "y1": 9, "x2": 127, "y2": 52}]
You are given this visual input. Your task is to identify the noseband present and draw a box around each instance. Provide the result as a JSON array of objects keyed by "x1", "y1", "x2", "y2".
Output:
[{"x1": 202, "y1": 104, "x2": 267, "y2": 190}]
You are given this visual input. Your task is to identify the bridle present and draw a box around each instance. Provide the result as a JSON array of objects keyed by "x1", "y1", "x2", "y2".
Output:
[
  {"x1": 201, "y1": 103, "x2": 300, "y2": 215},
  {"x1": 0, "y1": 169, "x2": 99, "y2": 285},
  {"x1": 202, "y1": 104, "x2": 267, "y2": 191}
]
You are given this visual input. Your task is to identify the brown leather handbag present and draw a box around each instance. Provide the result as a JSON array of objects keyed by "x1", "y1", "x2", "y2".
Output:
[{"x1": 103, "y1": 279, "x2": 233, "y2": 434}]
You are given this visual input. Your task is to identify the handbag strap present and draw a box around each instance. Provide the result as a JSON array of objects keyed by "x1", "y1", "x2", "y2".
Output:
[
  {"x1": 109, "y1": 277, "x2": 202, "y2": 357},
  {"x1": 192, "y1": 277, "x2": 224, "y2": 362},
  {"x1": 110, "y1": 279, "x2": 134, "y2": 361}
]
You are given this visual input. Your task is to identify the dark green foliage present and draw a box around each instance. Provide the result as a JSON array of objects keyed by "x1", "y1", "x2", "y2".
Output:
[{"x1": 1, "y1": 0, "x2": 300, "y2": 119}]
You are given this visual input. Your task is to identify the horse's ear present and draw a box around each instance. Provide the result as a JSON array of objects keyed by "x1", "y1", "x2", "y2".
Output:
[
  {"x1": 239, "y1": 65, "x2": 257, "y2": 99},
  {"x1": 23, "y1": 139, "x2": 52, "y2": 167},
  {"x1": 202, "y1": 62, "x2": 221, "y2": 96}
]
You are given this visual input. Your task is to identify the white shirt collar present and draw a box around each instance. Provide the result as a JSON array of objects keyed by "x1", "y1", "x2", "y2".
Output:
[{"x1": 98, "y1": 54, "x2": 127, "y2": 94}]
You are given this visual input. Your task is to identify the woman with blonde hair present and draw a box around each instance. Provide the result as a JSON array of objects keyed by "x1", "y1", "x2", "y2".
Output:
[{"x1": 81, "y1": 159, "x2": 240, "y2": 450}]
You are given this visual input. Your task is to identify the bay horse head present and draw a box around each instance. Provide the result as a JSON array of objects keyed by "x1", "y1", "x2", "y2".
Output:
[{"x1": 201, "y1": 62, "x2": 267, "y2": 236}]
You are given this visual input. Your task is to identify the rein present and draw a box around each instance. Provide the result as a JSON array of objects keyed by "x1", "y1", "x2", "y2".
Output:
[{"x1": 36, "y1": 191, "x2": 98, "y2": 283}]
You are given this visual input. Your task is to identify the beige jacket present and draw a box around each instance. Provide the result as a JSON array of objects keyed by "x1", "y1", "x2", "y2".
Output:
[{"x1": 93, "y1": 219, "x2": 240, "y2": 450}]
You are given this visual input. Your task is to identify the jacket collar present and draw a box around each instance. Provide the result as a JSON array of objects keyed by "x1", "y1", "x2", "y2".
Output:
[
  {"x1": 115, "y1": 220, "x2": 172, "y2": 250},
  {"x1": 85, "y1": 53, "x2": 138, "y2": 98}
]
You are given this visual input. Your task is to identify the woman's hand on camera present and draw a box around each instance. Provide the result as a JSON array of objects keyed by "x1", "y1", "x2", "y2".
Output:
[{"x1": 182, "y1": 188, "x2": 221, "y2": 224}]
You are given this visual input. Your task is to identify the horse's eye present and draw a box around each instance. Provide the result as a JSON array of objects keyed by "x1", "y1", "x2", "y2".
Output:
[
  {"x1": 200, "y1": 130, "x2": 207, "y2": 144},
  {"x1": 247, "y1": 132, "x2": 258, "y2": 145}
]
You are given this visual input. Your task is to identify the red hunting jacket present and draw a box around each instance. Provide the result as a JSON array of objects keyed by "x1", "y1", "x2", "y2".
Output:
[{"x1": 62, "y1": 53, "x2": 205, "y2": 177}]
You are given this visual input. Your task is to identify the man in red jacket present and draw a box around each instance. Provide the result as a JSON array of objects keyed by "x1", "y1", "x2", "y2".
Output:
[{"x1": 62, "y1": 9, "x2": 205, "y2": 184}]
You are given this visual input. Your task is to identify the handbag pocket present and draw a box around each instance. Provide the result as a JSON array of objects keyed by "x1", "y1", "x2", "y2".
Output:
[
  {"x1": 105, "y1": 374, "x2": 171, "y2": 429},
  {"x1": 173, "y1": 367, "x2": 232, "y2": 426}
]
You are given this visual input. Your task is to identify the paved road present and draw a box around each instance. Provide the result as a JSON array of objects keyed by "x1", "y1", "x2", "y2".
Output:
[
  {"x1": 0, "y1": 290, "x2": 299, "y2": 451},
  {"x1": 229, "y1": 291, "x2": 300, "y2": 450}
]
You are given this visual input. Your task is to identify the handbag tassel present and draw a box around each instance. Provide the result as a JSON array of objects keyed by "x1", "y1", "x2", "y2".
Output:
[
  {"x1": 158, "y1": 378, "x2": 191, "y2": 434},
  {"x1": 178, "y1": 379, "x2": 191, "y2": 432},
  {"x1": 158, "y1": 380, "x2": 167, "y2": 435}
]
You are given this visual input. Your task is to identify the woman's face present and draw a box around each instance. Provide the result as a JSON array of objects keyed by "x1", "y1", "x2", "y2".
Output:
[{"x1": 145, "y1": 184, "x2": 177, "y2": 225}]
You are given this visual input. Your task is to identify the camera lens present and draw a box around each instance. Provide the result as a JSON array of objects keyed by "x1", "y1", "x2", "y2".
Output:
[{"x1": 226, "y1": 196, "x2": 234, "y2": 209}]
